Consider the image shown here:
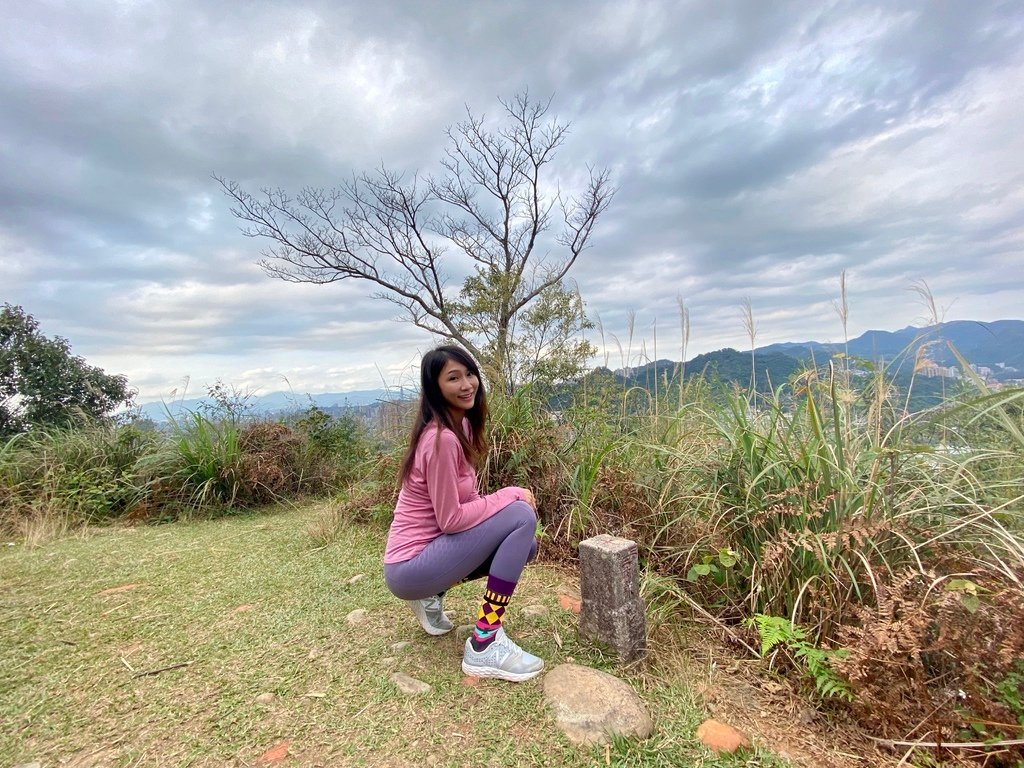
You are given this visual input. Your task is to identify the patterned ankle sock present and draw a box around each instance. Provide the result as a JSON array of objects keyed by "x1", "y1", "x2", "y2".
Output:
[{"x1": 471, "y1": 575, "x2": 516, "y2": 651}]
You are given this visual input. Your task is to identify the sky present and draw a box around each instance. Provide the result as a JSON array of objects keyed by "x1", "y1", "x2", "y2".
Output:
[{"x1": 3, "y1": 1, "x2": 1023, "y2": 403}]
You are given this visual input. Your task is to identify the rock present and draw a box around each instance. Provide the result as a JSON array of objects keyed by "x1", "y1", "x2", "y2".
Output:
[
  {"x1": 308, "y1": 647, "x2": 324, "y2": 660},
  {"x1": 456, "y1": 623, "x2": 474, "y2": 639},
  {"x1": 558, "y1": 593, "x2": 582, "y2": 614},
  {"x1": 695, "y1": 719, "x2": 751, "y2": 754},
  {"x1": 254, "y1": 692, "x2": 276, "y2": 704},
  {"x1": 460, "y1": 675, "x2": 481, "y2": 687},
  {"x1": 521, "y1": 604, "x2": 549, "y2": 618},
  {"x1": 346, "y1": 609, "x2": 368, "y2": 625},
  {"x1": 258, "y1": 739, "x2": 291, "y2": 763},
  {"x1": 347, "y1": 573, "x2": 366, "y2": 585},
  {"x1": 390, "y1": 641, "x2": 413, "y2": 652},
  {"x1": 392, "y1": 672, "x2": 432, "y2": 695},
  {"x1": 543, "y1": 663, "x2": 653, "y2": 746}
]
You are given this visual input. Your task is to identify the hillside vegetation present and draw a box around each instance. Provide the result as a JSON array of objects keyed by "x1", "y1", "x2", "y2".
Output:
[{"x1": 3, "y1": 351, "x2": 1023, "y2": 765}]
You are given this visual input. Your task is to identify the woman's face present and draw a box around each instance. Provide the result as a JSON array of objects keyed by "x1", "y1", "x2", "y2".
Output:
[{"x1": 437, "y1": 358, "x2": 479, "y2": 418}]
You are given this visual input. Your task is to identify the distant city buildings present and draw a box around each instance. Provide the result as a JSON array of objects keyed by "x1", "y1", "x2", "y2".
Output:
[
  {"x1": 918, "y1": 359, "x2": 962, "y2": 379},
  {"x1": 916, "y1": 359, "x2": 1024, "y2": 389}
]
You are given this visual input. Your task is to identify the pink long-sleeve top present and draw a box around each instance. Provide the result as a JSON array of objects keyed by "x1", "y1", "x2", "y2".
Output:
[{"x1": 383, "y1": 420, "x2": 526, "y2": 563}]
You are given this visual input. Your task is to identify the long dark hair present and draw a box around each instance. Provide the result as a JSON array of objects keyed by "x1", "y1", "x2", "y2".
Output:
[{"x1": 398, "y1": 345, "x2": 489, "y2": 486}]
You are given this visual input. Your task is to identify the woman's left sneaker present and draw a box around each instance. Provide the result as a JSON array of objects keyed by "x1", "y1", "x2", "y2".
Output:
[
  {"x1": 461, "y1": 628, "x2": 544, "y2": 681},
  {"x1": 407, "y1": 595, "x2": 454, "y2": 636}
]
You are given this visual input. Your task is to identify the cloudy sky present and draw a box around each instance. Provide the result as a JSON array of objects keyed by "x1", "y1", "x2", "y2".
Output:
[{"x1": 3, "y1": 1, "x2": 1022, "y2": 403}]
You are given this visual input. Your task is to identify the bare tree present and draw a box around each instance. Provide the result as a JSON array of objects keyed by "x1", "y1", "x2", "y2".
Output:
[{"x1": 216, "y1": 92, "x2": 614, "y2": 393}]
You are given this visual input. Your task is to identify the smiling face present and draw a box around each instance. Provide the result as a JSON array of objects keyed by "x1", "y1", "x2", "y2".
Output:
[{"x1": 437, "y1": 358, "x2": 479, "y2": 420}]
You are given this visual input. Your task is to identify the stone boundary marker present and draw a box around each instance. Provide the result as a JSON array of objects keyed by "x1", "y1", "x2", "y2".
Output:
[{"x1": 578, "y1": 534, "x2": 646, "y2": 662}]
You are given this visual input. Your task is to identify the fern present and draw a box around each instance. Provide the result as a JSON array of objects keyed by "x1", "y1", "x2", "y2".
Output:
[{"x1": 748, "y1": 614, "x2": 853, "y2": 701}]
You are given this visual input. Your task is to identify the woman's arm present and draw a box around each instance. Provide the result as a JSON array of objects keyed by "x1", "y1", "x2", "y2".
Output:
[{"x1": 424, "y1": 429, "x2": 526, "y2": 533}]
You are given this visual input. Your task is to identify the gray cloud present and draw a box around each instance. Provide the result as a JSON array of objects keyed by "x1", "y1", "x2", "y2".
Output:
[{"x1": 1, "y1": 0, "x2": 1022, "y2": 400}]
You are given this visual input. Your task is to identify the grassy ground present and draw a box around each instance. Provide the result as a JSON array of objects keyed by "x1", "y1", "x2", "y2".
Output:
[{"x1": 2, "y1": 503, "x2": 804, "y2": 767}]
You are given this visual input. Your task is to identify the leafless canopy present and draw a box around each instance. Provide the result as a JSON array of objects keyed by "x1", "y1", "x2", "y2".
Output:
[{"x1": 216, "y1": 92, "x2": 614, "y2": 387}]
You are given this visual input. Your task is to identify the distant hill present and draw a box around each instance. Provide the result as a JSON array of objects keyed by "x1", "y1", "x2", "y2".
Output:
[
  {"x1": 137, "y1": 388, "x2": 397, "y2": 423},
  {"x1": 756, "y1": 320, "x2": 1024, "y2": 374},
  {"x1": 136, "y1": 320, "x2": 1022, "y2": 422},
  {"x1": 617, "y1": 348, "x2": 802, "y2": 393},
  {"x1": 599, "y1": 319, "x2": 1022, "y2": 412}
]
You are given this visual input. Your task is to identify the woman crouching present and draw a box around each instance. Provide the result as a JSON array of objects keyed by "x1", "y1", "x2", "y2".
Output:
[{"x1": 382, "y1": 345, "x2": 543, "y2": 681}]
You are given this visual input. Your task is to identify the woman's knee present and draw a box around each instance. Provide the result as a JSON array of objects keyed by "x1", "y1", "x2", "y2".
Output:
[{"x1": 503, "y1": 499, "x2": 538, "y2": 527}]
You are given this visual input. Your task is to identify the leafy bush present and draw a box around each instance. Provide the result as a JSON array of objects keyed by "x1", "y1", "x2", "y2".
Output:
[{"x1": 294, "y1": 405, "x2": 370, "y2": 487}]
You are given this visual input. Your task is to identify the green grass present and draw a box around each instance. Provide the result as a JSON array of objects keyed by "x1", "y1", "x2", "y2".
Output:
[{"x1": 1, "y1": 503, "x2": 792, "y2": 767}]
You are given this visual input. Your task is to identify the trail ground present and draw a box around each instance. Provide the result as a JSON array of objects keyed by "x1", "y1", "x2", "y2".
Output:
[{"x1": 2, "y1": 503, "x2": 886, "y2": 767}]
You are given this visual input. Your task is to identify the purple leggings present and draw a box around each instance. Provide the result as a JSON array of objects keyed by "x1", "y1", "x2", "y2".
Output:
[{"x1": 384, "y1": 501, "x2": 538, "y2": 600}]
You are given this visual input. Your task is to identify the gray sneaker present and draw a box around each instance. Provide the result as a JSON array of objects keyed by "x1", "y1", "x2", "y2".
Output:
[
  {"x1": 461, "y1": 628, "x2": 544, "y2": 682},
  {"x1": 407, "y1": 595, "x2": 454, "y2": 636}
]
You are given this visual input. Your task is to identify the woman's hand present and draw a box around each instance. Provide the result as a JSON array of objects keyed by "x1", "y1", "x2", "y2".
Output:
[{"x1": 520, "y1": 488, "x2": 536, "y2": 510}]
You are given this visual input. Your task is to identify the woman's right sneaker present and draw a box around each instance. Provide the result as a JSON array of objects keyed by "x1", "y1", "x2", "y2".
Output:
[
  {"x1": 407, "y1": 595, "x2": 454, "y2": 636},
  {"x1": 461, "y1": 628, "x2": 544, "y2": 682}
]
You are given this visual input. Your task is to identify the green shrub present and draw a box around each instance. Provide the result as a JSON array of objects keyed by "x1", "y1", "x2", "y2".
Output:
[{"x1": 294, "y1": 405, "x2": 370, "y2": 487}]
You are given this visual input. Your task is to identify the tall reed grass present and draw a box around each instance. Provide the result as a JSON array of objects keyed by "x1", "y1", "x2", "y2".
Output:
[
  {"x1": 473, "y1": 343, "x2": 1023, "y2": 742},
  {"x1": 0, "y1": 422, "x2": 156, "y2": 541}
]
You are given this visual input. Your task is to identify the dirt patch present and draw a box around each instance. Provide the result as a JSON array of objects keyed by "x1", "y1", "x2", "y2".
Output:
[{"x1": 677, "y1": 631, "x2": 894, "y2": 767}]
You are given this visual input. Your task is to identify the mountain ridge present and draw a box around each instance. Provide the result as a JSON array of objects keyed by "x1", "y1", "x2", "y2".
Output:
[
  {"x1": 137, "y1": 319, "x2": 1023, "y2": 422},
  {"x1": 756, "y1": 319, "x2": 1024, "y2": 371}
]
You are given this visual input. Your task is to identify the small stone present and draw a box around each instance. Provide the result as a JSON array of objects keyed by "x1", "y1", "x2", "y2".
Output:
[
  {"x1": 347, "y1": 573, "x2": 365, "y2": 585},
  {"x1": 390, "y1": 641, "x2": 412, "y2": 652},
  {"x1": 460, "y1": 675, "x2": 481, "y2": 687},
  {"x1": 695, "y1": 719, "x2": 751, "y2": 754},
  {"x1": 543, "y1": 663, "x2": 653, "y2": 746},
  {"x1": 392, "y1": 672, "x2": 431, "y2": 695},
  {"x1": 308, "y1": 647, "x2": 324, "y2": 660},
  {"x1": 346, "y1": 609, "x2": 368, "y2": 625},
  {"x1": 254, "y1": 692, "x2": 276, "y2": 704},
  {"x1": 558, "y1": 593, "x2": 582, "y2": 614},
  {"x1": 521, "y1": 604, "x2": 549, "y2": 618},
  {"x1": 258, "y1": 739, "x2": 291, "y2": 764},
  {"x1": 456, "y1": 623, "x2": 474, "y2": 639}
]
